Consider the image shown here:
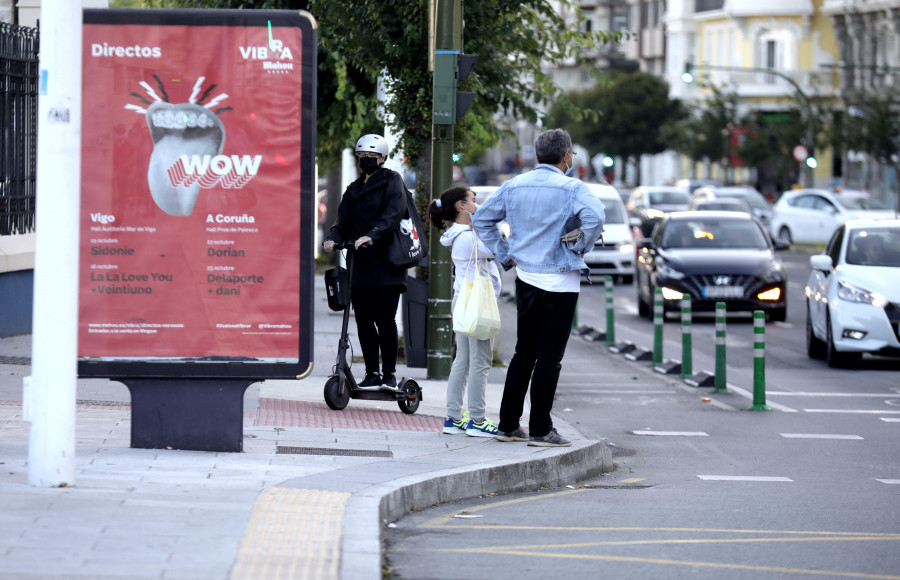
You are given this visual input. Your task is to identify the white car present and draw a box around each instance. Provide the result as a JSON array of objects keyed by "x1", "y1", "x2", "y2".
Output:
[
  {"x1": 583, "y1": 183, "x2": 637, "y2": 283},
  {"x1": 805, "y1": 219, "x2": 900, "y2": 367},
  {"x1": 770, "y1": 189, "x2": 896, "y2": 244},
  {"x1": 469, "y1": 185, "x2": 509, "y2": 238}
]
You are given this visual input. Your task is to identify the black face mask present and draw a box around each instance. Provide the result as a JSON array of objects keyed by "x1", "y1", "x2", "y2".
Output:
[{"x1": 359, "y1": 157, "x2": 380, "y2": 175}]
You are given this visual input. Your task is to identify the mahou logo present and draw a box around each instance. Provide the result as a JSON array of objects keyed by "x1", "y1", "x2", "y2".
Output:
[{"x1": 125, "y1": 76, "x2": 262, "y2": 216}]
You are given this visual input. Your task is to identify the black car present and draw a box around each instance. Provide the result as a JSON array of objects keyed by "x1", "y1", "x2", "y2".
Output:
[{"x1": 635, "y1": 212, "x2": 789, "y2": 321}]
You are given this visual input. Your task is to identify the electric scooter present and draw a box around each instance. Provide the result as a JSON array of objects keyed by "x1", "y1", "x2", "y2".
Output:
[{"x1": 323, "y1": 240, "x2": 422, "y2": 414}]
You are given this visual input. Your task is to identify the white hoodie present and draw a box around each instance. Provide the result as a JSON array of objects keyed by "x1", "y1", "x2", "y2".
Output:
[{"x1": 440, "y1": 222, "x2": 502, "y2": 297}]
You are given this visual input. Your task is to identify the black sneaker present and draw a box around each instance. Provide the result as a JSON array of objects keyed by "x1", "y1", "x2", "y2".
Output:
[
  {"x1": 495, "y1": 427, "x2": 529, "y2": 442},
  {"x1": 358, "y1": 373, "x2": 381, "y2": 389},
  {"x1": 380, "y1": 374, "x2": 401, "y2": 392},
  {"x1": 528, "y1": 428, "x2": 571, "y2": 447}
]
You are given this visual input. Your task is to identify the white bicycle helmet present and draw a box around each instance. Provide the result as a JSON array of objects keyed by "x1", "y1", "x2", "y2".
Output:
[{"x1": 355, "y1": 134, "x2": 389, "y2": 157}]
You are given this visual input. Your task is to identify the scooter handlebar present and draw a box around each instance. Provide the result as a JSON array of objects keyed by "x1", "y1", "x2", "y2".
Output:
[{"x1": 329, "y1": 239, "x2": 372, "y2": 251}]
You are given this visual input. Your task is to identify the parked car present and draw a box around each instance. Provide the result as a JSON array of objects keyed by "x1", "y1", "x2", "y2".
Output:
[
  {"x1": 583, "y1": 183, "x2": 638, "y2": 283},
  {"x1": 805, "y1": 219, "x2": 900, "y2": 367},
  {"x1": 692, "y1": 185, "x2": 773, "y2": 227},
  {"x1": 635, "y1": 211, "x2": 788, "y2": 321},
  {"x1": 770, "y1": 189, "x2": 896, "y2": 244},
  {"x1": 688, "y1": 197, "x2": 754, "y2": 215},
  {"x1": 626, "y1": 185, "x2": 692, "y2": 237}
]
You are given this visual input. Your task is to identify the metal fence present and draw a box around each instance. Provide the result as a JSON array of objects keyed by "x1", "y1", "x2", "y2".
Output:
[{"x1": 0, "y1": 22, "x2": 39, "y2": 236}]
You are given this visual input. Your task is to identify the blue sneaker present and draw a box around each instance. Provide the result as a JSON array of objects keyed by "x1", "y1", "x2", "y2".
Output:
[
  {"x1": 465, "y1": 418, "x2": 499, "y2": 438},
  {"x1": 442, "y1": 411, "x2": 469, "y2": 435}
]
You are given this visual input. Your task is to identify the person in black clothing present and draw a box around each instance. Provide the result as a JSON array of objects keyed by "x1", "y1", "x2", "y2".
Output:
[{"x1": 323, "y1": 134, "x2": 408, "y2": 390}]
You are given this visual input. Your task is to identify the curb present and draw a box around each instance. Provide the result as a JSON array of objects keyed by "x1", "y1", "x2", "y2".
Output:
[{"x1": 341, "y1": 438, "x2": 614, "y2": 580}]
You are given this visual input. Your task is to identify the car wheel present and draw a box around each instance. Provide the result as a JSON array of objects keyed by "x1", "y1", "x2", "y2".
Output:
[
  {"x1": 768, "y1": 306, "x2": 787, "y2": 323},
  {"x1": 806, "y1": 301, "x2": 826, "y2": 359},
  {"x1": 637, "y1": 282, "x2": 650, "y2": 318},
  {"x1": 825, "y1": 310, "x2": 859, "y2": 368},
  {"x1": 777, "y1": 226, "x2": 793, "y2": 245}
]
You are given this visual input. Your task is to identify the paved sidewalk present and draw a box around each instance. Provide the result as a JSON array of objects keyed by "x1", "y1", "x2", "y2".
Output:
[{"x1": 0, "y1": 275, "x2": 616, "y2": 580}]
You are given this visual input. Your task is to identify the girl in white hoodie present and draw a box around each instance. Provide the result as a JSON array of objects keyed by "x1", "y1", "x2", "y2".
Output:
[{"x1": 427, "y1": 187, "x2": 501, "y2": 437}]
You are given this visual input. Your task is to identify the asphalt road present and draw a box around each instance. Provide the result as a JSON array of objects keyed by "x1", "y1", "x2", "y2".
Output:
[{"x1": 384, "y1": 249, "x2": 900, "y2": 579}]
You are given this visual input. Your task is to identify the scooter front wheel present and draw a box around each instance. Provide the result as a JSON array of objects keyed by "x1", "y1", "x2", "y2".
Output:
[
  {"x1": 324, "y1": 376, "x2": 351, "y2": 410},
  {"x1": 397, "y1": 379, "x2": 421, "y2": 415}
]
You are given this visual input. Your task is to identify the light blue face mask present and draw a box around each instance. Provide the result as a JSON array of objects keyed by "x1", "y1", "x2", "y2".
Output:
[{"x1": 565, "y1": 162, "x2": 575, "y2": 177}]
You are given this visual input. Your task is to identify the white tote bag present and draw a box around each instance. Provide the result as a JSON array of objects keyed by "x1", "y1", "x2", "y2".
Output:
[{"x1": 452, "y1": 233, "x2": 501, "y2": 340}]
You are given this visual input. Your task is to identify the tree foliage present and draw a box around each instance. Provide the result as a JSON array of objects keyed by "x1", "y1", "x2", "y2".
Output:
[{"x1": 545, "y1": 70, "x2": 685, "y2": 181}]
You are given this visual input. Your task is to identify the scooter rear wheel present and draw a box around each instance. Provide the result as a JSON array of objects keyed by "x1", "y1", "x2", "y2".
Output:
[
  {"x1": 397, "y1": 379, "x2": 421, "y2": 415},
  {"x1": 324, "y1": 376, "x2": 351, "y2": 410}
]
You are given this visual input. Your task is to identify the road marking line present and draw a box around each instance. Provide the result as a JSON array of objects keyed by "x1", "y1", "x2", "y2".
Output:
[
  {"x1": 617, "y1": 478, "x2": 646, "y2": 484},
  {"x1": 724, "y1": 384, "x2": 798, "y2": 412},
  {"x1": 804, "y1": 410, "x2": 900, "y2": 414},
  {"x1": 880, "y1": 418, "x2": 900, "y2": 422},
  {"x1": 769, "y1": 392, "x2": 900, "y2": 397},
  {"x1": 780, "y1": 433, "x2": 864, "y2": 440},
  {"x1": 631, "y1": 430, "x2": 709, "y2": 437},
  {"x1": 876, "y1": 479, "x2": 900, "y2": 484},
  {"x1": 421, "y1": 488, "x2": 590, "y2": 529},
  {"x1": 697, "y1": 475, "x2": 793, "y2": 482},
  {"x1": 438, "y1": 547, "x2": 900, "y2": 579}
]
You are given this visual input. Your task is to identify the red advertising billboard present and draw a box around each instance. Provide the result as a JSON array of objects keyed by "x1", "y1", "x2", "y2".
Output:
[{"x1": 78, "y1": 9, "x2": 316, "y2": 379}]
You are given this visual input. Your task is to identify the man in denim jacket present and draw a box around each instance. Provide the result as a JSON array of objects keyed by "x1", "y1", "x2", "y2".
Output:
[{"x1": 473, "y1": 128, "x2": 605, "y2": 447}]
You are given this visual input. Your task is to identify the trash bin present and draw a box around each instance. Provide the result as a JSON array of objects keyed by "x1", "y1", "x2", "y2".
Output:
[{"x1": 402, "y1": 276, "x2": 428, "y2": 368}]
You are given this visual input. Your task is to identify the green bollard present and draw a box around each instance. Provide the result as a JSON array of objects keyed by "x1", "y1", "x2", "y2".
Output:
[
  {"x1": 680, "y1": 296, "x2": 693, "y2": 378},
  {"x1": 652, "y1": 287, "x2": 663, "y2": 366},
  {"x1": 605, "y1": 275, "x2": 615, "y2": 346},
  {"x1": 711, "y1": 301, "x2": 730, "y2": 394},
  {"x1": 748, "y1": 311, "x2": 771, "y2": 410}
]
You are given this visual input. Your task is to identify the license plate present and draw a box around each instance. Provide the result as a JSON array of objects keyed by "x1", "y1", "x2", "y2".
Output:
[{"x1": 703, "y1": 286, "x2": 744, "y2": 299}]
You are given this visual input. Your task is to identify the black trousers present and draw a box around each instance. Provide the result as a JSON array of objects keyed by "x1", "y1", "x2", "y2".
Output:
[
  {"x1": 351, "y1": 285, "x2": 401, "y2": 377},
  {"x1": 498, "y1": 277, "x2": 578, "y2": 438}
]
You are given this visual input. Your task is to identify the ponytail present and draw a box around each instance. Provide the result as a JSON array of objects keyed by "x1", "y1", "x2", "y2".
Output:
[{"x1": 426, "y1": 186, "x2": 470, "y2": 231}]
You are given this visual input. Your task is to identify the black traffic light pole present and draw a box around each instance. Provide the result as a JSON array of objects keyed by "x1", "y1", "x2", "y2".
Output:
[
  {"x1": 683, "y1": 61, "x2": 816, "y2": 187},
  {"x1": 428, "y1": 0, "x2": 476, "y2": 379}
]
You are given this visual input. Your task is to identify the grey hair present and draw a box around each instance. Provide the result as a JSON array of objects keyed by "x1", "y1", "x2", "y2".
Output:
[{"x1": 534, "y1": 128, "x2": 572, "y2": 165}]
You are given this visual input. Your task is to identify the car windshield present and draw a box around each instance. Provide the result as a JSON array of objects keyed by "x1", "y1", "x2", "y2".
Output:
[
  {"x1": 661, "y1": 219, "x2": 769, "y2": 249},
  {"x1": 845, "y1": 228, "x2": 900, "y2": 267},
  {"x1": 599, "y1": 200, "x2": 624, "y2": 224},
  {"x1": 837, "y1": 196, "x2": 890, "y2": 211},
  {"x1": 721, "y1": 192, "x2": 769, "y2": 210},
  {"x1": 694, "y1": 201, "x2": 750, "y2": 212},
  {"x1": 649, "y1": 190, "x2": 690, "y2": 205}
]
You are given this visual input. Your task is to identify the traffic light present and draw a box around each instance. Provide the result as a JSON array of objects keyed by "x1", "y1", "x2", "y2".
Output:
[
  {"x1": 806, "y1": 151, "x2": 818, "y2": 169},
  {"x1": 433, "y1": 51, "x2": 478, "y2": 125},
  {"x1": 602, "y1": 155, "x2": 614, "y2": 168},
  {"x1": 681, "y1": 62, "x2": 694, "y2": 84}
]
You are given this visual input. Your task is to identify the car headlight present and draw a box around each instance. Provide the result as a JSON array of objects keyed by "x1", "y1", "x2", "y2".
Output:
[
  {"x1": 762, "y1": 264, "x2": 785, "y2": 282},
  {"x1": 617, "y1": 242, "x2": 634, "y2": 254},
  {"x1": 657, "y1": 260, "x2": 685, "y2": 280},
  {"x1": 837, "y1": 280, "x2": 886, "y2": 307}
]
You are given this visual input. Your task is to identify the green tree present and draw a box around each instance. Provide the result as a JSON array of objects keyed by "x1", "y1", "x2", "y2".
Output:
[{"x1": 546, "y1": 70, "x2": 685, "y2": 184}]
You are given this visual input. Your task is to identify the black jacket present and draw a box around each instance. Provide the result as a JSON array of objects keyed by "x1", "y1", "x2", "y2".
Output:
[{"x1": 328, "y1": 167, "x2": 408, "y2": 289}]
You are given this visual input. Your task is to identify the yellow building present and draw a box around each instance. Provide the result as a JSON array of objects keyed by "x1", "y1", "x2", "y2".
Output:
[{"x1": 668, "y1": 0, "x2": 842, "y2": 195}]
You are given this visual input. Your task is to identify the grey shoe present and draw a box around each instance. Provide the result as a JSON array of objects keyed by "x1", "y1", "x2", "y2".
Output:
[
  {"x1": 495, "y1": 427, "x2": 529, "y2": 442},
  {"x1": 528, "y1": 428, "x2": 571, "y2": 447}
]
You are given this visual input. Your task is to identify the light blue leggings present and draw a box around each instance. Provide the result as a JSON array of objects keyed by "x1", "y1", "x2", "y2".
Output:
[{"x1": 447, "y1": 295, "x2": 494, "y2": 422}]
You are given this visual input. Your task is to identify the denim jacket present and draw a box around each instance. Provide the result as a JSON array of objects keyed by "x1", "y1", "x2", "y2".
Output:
[{"x1": 472, "y1": 165, "x2": 606, "y2": 279}]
